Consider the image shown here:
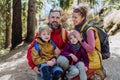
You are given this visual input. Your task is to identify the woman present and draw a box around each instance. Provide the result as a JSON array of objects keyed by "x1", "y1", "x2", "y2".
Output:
[{"x1": 72, "y1": 5, "x2": 105, "y2": 79}]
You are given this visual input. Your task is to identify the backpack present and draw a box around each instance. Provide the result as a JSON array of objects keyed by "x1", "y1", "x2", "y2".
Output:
[{"x1": 82, "y1": 24, "x2": 110, "y2": 59}]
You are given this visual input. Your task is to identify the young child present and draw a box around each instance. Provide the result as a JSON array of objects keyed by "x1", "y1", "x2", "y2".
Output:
[
  {"x1": 61, "y1": 31, "x2": 89, "y2": 80},
  {"x1": 31, "y1": 25, "x2": 63, "y2": 80}
]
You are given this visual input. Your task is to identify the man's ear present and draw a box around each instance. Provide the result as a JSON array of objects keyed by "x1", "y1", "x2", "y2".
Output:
[
  {"x1": 48, "y1": 17, "x2": 50, "y2": 20},
  {"x1": 48, "y1": 16, "x2": 50, "y2": 22}
]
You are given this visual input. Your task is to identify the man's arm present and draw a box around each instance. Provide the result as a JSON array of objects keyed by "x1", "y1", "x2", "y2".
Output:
[{"x1": 26, "y1": 33, "x2": 40, "y2": 74}]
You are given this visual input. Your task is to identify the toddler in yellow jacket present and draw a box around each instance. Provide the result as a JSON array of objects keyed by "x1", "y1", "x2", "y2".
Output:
[{"x1": 31, "y1": 25, "x2": 63, "y2": 80}]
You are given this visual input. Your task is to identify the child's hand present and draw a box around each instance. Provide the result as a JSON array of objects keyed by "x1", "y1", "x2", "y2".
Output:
[
  {"x1": 51, "y1": 58, "x2": 56, "y2": 64},
  {"x1": 47, "y1": 59, "x2": 56, "y2": 66},
  {"x1": 85, "y1": 66, "x2": 88, "y2": 71},
  {"x1": 47, "y1": 60, "x2": 54, "y2": 66},
  {"x1": 69, "y1": 54, "x2": 78, "y2": 62}
]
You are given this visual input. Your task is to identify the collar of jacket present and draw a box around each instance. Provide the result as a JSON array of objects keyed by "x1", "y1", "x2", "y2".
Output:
[
  {"x1": 75, "y1": 19, "x2": 87, "y2": 31},
  {"x1": 51, "y1": 25, "x2": 62, "y2": 34},
  {"x1": 36, "y1": 37, "x2": 51, "y2": 44}
]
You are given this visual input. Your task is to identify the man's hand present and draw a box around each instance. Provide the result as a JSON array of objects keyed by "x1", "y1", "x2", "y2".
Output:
[{"x1": 33, "y1": 66, "x2": 40, "y2": 74}]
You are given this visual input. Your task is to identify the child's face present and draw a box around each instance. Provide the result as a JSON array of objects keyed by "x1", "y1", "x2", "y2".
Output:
[
  {"x1": 69, "y1": 35, "x2": 78, "y2": 44},
  {"x1": 40, "y1": 30, "x2": 51, "y2": 42}
]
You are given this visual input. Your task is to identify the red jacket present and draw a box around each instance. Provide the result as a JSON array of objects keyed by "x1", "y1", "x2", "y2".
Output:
[
  {"x1": 27, "y1": 25, "x2": 68, "y2": 69},
  {"x1": 51, "y1": 26, "x2": 68, "y2": 51}
]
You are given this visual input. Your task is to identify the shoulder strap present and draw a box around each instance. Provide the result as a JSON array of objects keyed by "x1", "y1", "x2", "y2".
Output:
[
  {"x1": 82, "y1": 24, "x2": 91, "y2": 41},
  {"x1": 34, "y1": 42, "x2": 40, "y2": 54},
  {"x1": 61, "y1": 28, "x2": 66, "y2": 42},
  {"x1": 34, "y1": 40, "x2": 56, "y2": 54},
  {"x1": 51, "y1": 40, "x2": 57, "y2": 49}
]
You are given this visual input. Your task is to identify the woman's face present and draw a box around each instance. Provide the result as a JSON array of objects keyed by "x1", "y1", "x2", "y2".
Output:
[{"x1": 72, "y1": 12, "x2": 85, "y2": 26}]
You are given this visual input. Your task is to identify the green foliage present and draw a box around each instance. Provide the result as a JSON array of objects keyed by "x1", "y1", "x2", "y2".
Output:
[
  {"x1": 89, "y1": 0, "x2": 98, "y2": 8},
  {"x1": 0, "y1": 50, "x2": 5, "y2": 56},
  {"x1": 59, "y1": 0, "x2": 73, "y2": 10},
  {"x1": 21, "y1": 0, "x2": 43, "y2": 39},
  {"x1": 0, "y1": 0, "x2": 11, "y2": 48},
  {"x1": 22, "y1": 2, "x2": 27, "y2": 16},
  {"x1": 22, "y1": 1, "x2": 28, "y2": 38},
  {"x1": 36, "y1": 0, "x2": 43, "y2": 13},
  {"x1": 110, "y1": 3, "x2": 120, "y2": 10},
  {"x1": 0, "y1": 48, "x2": 9, "y2": 56}
]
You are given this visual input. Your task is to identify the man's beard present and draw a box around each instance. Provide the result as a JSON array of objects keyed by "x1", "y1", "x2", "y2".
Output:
[{"x1": 51, "y1": 21, "x2": 59, "y2": 29}]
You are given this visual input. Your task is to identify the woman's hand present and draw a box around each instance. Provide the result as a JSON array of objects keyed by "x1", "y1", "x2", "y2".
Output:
[
  {"x1": 69, "y1": 53, "x2": 78, "y2": 62},
  {"x1": 72, "y1": 30, "x2": 82, "y2": 42}
]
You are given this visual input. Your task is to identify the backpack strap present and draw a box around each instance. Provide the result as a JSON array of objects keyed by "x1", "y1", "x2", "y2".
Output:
[
  {"x1": 51, "y1": 40, "x2": 57, "y2": 49},
  {"x1": 34, "y1": 42, "x2": 40, "y2": 54},
  {"x1": 34, "y1": 40, "x2": 56, "y2": 55},
  {"x1": 82, "y1": 24, "x2": 91, "y2": 41},
  {"x1": 61, "y1": 28, "x2": 66, "y2": 42}
]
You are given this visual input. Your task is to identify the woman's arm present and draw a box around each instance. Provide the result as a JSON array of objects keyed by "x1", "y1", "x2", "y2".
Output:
[{"x1": 81, "y1": 30, "x2": 95, "y2": 53}]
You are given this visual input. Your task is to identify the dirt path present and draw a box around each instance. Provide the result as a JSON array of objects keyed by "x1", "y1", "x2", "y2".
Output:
[
  {"x1": 103, "y1": 32, "x2": 120, "y2": 80},
  {"x1": 0, "y1": 43, "x2": 35, "y2": 80},
  {"x1": 0, "y1": 32, "x2": 120, "y2": 80}
]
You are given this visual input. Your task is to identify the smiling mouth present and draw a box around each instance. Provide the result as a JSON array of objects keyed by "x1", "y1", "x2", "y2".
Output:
[{"x1": 45, "y1": 38, "x2": 48, "y2": 39}]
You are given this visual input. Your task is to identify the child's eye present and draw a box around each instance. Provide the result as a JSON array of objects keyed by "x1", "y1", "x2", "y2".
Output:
[
  {"x1": 47, "y1": 33, "x2": 50, "y2": 35},
  {"x1": 43, "y1": 33, "x2": 46, "y2": 35},
  {"x1": 51, "y1": 16, "x2": 55, "y2": 19},
  {"x1": 70, "y1": 38, "x2": 72, "y2": 40}
]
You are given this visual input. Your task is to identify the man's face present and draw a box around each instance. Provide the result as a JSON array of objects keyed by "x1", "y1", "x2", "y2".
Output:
[{"x1": 48, "y1": 11, "x2": 61, "y2": 29}]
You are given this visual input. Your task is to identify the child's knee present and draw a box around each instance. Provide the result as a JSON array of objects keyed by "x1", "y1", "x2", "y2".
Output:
[
  {"x1": 70, "y1": 68, "x2": 79, "y2": 76},
  {"x1": 53, "y1": 66, "x2": 63, "y2": 73},
  {"x1": 57, "y1": 56, "x2": 69, "y2": 70},
  {"x1": 76, "y1": 62, "x2": 85, "y2": 69}
]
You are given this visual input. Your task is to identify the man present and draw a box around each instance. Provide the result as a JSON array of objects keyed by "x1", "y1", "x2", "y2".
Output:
[{"x1": 27, "y1": 8, "x2": 69, "y2": 80}]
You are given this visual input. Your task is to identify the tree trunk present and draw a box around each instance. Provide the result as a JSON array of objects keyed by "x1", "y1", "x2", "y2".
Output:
[
  {"x1": 11, "y1": 0, "x2": 22, "y2": 49},
  {"x1": 5, "y1": 0, "x2": 11, "y2": 48},
  {"x1": 25, "y1": 0, "x2": 36, "y2": 42}
]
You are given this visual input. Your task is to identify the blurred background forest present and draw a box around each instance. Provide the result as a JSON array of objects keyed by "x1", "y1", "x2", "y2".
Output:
[{"x1": 0, "y1": 0, "x2": 120, "y2": 56}]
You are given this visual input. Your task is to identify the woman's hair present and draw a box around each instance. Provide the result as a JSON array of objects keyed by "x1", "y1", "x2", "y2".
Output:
[
  {"x1": 39, "y1": 25, "x2": 52, "y2": 35},
  {"x1": 73, "y1": 5, "x2": 88, "y2": 18}
]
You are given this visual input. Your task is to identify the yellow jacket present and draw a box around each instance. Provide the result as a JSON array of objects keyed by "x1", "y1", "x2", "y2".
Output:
[
  {"x1": 80, "y1": 22, "x2": 102, "y2": 69},
  {"x1": 31, "y1": 38, "x2": 55, "y2": 65}
]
